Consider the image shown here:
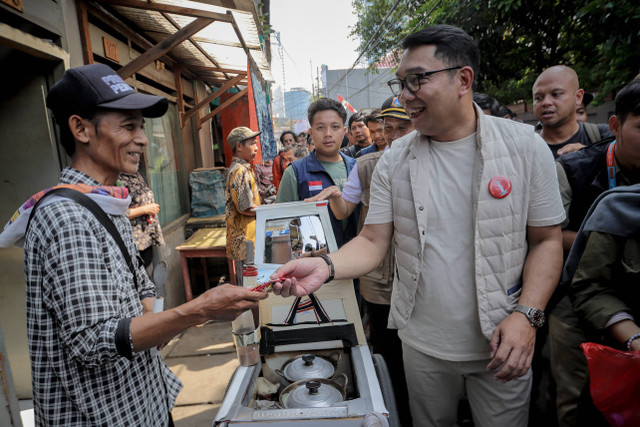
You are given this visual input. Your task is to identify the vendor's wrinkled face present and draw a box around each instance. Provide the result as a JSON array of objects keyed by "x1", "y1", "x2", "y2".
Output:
[{"x1": 75, "y1": 109, "x2": 147, "y2": 185}]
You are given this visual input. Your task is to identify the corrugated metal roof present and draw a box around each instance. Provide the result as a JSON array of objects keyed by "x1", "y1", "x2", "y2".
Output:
[{"x1": 102, "y1": 0, "x2": 273, "y2": 82}]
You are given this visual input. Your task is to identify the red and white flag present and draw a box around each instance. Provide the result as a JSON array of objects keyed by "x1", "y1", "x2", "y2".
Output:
[
  {"x1": 308, "y1": 180, "x2": 323, "y2": 192},
  {"x1": 337, "y1": 95, "x2": 357, "y2": 113}
]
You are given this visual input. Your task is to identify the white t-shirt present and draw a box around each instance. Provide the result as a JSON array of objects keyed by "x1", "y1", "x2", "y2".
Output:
[
  {"x1": 398, "y1": 133, "x2": 490, "y2": 360},
  {"x1": 341, "y1": 163, "x2": 362, "y2": 204}
]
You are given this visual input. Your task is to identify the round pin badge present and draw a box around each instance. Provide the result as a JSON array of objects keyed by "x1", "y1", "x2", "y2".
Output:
[{"x1": 488, "y1": 176, "x2": 512, "y2": 199}]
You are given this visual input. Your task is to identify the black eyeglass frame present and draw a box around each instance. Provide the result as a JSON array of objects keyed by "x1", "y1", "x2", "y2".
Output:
[{"x1": 387, "y1": 66, "x2": 462, "y2": 96}]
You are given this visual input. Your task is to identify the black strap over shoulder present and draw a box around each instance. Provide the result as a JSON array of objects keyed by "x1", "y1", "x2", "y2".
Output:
[{"x1": 27, "y1": 187, "x2": 139, "y2": 288}]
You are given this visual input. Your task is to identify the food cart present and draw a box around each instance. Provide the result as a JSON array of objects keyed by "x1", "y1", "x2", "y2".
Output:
[{"x1": 214, "y1": 201, "x2": 399, "y2": 426}]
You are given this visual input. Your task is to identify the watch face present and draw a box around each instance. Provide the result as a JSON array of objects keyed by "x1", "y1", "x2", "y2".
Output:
[{"x1": 530, "y1": 309, "x2": 545, "y2": 327}]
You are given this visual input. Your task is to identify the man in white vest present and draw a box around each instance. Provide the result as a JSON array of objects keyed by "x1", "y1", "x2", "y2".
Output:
[{"x1": 270, "y1": 25, "x2": 565, "y2": 426}]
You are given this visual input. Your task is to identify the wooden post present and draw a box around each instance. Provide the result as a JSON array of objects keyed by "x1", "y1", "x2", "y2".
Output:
[{"x1": 76, "y1": 0, "x2": 94, "y2": 64}]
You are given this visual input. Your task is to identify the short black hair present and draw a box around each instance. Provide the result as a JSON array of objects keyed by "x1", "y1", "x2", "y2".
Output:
[
  {"x1": 280, "y1": 130, "x2": 296, "y2": 144},
  {"x1": 497, "y1": 106, "x2": 516, "y2": 119},
  {"x1": 401, "y1": 25, "x2": 480, "y2": 85},
  {"x1": 307, "y1": 98, "x2": 347, "y2": 125},
  {"x1": 56, "y1": 108, "x2": 107, "y2": 156},
  {"x1": 615, "y1": 79, "x2": 640, "y2": 124},
  {"x1": 473, "y1": 93, "x2": 500, "y2": 116},
  {"x1": 348, "y1": 112, "x2": 367, "y2": 131},
  {"x1": 365, "y1": 109, "x2": 384, "y2": 126}
]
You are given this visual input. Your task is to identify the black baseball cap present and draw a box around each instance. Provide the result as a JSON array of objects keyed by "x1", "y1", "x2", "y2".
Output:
[{"x1": 46, "y1": 64, "x2": 168, "y2": 119}]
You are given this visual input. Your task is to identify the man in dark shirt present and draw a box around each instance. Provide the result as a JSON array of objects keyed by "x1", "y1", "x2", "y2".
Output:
[
  {"x1": 340, "y1": 112, "x2": 372, "y2": 157},
  {"x1": 549, "y1": 79, "x2": 640, "y2": 427},
  {"x1": 533, "y1": 65, "x2": 612, "y2": 158}
]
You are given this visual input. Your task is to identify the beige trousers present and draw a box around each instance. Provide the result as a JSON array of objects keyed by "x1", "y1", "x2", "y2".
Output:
[{"x1": 402, "y1": 343, "x2": 532, "y2": 427}]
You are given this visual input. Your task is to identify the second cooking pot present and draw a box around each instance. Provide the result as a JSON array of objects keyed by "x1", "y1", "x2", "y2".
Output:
[{"x1": 279, "y1": 374, "x2": 348, "y2": 408}]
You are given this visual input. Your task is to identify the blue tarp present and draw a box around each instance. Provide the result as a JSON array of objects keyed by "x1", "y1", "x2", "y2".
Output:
[{"x1": 189, "y1": 169, "x2": 225, "y2": 217}]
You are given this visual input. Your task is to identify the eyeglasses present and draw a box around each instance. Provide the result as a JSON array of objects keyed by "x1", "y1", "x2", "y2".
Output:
[{"x1": 387, "y1": 66, "x2": 462, "y2": 96}]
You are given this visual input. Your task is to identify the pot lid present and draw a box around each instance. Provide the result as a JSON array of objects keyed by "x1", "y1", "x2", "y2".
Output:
[
  {"x1": 283, "y1": 354, "x2": 334, "y2": 381},
  {"x1": 283, "y1": 380, "x2": 343, "y2": 408}
]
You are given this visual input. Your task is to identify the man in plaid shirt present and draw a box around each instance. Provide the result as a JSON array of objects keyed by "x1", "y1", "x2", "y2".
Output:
[{"x1": 20, "y1": 64, "x2": 266, "y2": 426}]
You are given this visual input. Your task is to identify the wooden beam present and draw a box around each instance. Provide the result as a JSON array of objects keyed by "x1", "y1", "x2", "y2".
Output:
[
  {"x1": 199, "y1": 77, "x2": 248, "y2": 85},
  {"x1": 0, "y1": 22, "x2": 70, "y2": 67},
  {"x1": 189, "y1": 65, "x2": 247, "y2": 75},
  {"x1": 183, "y1": 74, "x2": 244, "y2": 123},
  {"x1": 76, "y1": 0, "x2": 94, "y2": 64},
  {"x1": 199, "y1": 88, "x2": 247, "y2": 125},
  {"x1": 91, "y1": 0, "x2": 232, "y2": 22},
  {"x1": 146, "y1": 1, "x2": 240, "y2": 91},
  {"x1": 87, "y1": 2, "x2": 176, "y2": 68},
  {"x1": 175, "y1": 66, "x2": 185, "y2": 122},
  {"x1": 117, "y1": 17, "x2": 213, "y2": 80}
]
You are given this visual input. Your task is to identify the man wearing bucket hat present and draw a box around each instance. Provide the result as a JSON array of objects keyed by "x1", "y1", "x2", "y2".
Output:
[
  {"x1": 225, "y1": 126, "x2": 262, "y2": 271},
  {"x1": 3, "y1": 64, "x2": 266, "y2": 426}
]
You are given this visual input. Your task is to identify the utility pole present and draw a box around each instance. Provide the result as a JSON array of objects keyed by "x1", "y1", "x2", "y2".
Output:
[{"x1": 316, "y1": 66, "x2": 320, "y2": 99}]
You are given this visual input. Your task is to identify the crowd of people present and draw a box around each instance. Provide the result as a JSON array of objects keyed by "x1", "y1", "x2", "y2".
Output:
[{"x1": 1, "y1": 20, "x2": 638, "y2": 427}]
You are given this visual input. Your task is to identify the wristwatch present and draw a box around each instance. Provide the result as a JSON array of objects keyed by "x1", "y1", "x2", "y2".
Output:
[{"x1": 514, "y1": 304, "x2": 545, "y2": 328}]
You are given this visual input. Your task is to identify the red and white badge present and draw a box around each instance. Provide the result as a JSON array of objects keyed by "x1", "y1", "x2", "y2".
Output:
[
  {"x1": 488, "y1": 176, "x2": 512, "y2": 199},
  {"x1": 309, "y1": 180, "x2": 323, "y2": 192}
]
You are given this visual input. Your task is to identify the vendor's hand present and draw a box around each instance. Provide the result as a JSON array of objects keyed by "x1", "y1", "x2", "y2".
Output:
[
  {"x1": 145, "y1": 203, "x2": 160, "y2": 216},
  {"x1": 487, "y1": 313, "x2": 536, "y2": 382},
  {"x1": 557, "y1": 143, "x2": 585, "y2": 157},
  {"x1": 270, "y1": 258, "x2": 328, "y2": 297},
  {"x1": 197, "y1": 284, "x2": 267, "y2": 321},
  {"x1": 305, "y1": 186, "x2": 342, "y2": 202}
]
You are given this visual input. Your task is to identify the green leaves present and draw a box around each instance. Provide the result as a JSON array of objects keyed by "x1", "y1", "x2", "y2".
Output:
[{"x1": 350, "y1": 0, "x2": 639, "y2": 104}]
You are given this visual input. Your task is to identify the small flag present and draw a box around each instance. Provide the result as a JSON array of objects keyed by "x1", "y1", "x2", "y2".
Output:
[
  {"x1": 309, "y1": 180, "x2": 323, "y2": 192},
  {"x1": 337, "y1": 95, "x2": 357, "y2": 113}
]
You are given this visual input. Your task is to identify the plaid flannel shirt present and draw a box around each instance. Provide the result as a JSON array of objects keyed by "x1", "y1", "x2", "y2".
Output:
[{"x1": 24, "y1": 168, "x2": 181, "y2": 426}]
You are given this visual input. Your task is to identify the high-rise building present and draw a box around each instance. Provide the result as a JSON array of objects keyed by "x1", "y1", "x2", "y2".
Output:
[{"x1": 284, "y1": 88, "x2": 311, "y2": 121}]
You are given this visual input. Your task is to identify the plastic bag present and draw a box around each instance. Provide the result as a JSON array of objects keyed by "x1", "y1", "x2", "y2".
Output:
[{"x1": 581, "y1": 342, "x2": 640, "y2": 427}]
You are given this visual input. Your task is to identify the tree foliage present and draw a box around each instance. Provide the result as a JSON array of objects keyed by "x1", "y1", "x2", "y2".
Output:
[{"x1": 350, "y1": 0, "x2": 639, "y2": 104}]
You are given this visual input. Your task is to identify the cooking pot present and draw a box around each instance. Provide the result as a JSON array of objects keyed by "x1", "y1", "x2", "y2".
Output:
[
  {"x1": 279, "y1": 374, "x2": 348, "y2": 409},
  {"x1": 275, "y1": 352, "x2": 341, "y2": 383}
]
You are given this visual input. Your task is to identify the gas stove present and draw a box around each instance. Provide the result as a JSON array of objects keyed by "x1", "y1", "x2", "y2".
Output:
[{"x1": 213, "y1": 202, "x2": 395, "y2": 426}]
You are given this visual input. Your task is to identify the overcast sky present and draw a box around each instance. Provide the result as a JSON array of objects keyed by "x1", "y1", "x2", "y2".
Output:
[{"x1": 268, "y1": 0, "x2": 361, "y2": 92}]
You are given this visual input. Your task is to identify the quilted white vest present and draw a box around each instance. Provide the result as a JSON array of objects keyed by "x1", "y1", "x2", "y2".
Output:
[{"x1": 381, "y1": 105, "x2": 549, "y2": 339}]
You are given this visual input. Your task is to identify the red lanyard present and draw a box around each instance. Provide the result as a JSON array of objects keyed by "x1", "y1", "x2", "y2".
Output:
[{"x1": 606, "y1": 141, "x2": 617, "y2": 189}]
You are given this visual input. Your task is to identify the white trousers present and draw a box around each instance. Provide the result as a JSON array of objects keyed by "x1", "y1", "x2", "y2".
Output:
[{"x1": 402, "y1": 343, "x2": 532, "y2": 427}]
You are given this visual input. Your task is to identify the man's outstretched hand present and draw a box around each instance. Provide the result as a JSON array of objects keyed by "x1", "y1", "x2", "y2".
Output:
[
  {"x1": 197, "y1": 284, "x2": 268, "y2": 321},
  {"x1": 270, "y1": 257, "x2": 330, "y2": 297}
]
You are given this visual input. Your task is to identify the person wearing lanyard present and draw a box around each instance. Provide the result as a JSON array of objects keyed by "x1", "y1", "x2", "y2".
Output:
[{"x1": 550, "y1": 78, "x2": 640, "y2": 427}]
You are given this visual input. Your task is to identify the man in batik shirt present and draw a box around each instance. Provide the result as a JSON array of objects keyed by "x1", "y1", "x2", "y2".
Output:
[{"x1": 225, "y1": 127, "x2": 261, "y2": 275}]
